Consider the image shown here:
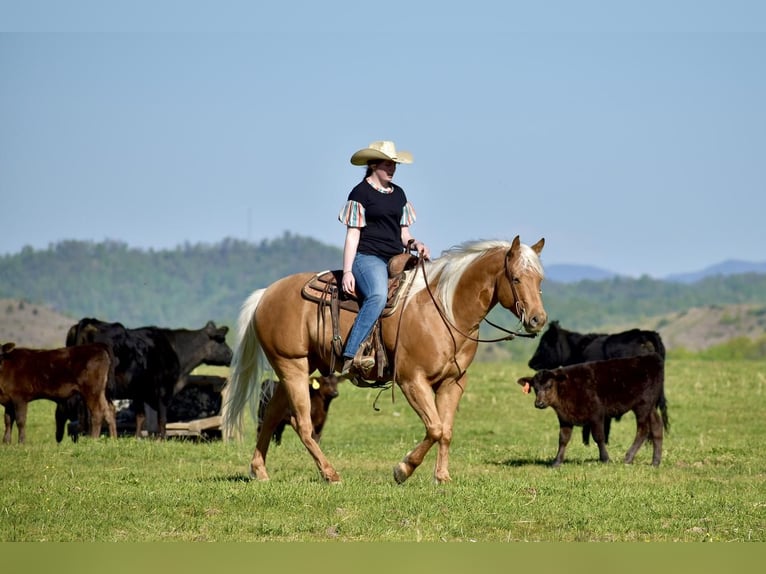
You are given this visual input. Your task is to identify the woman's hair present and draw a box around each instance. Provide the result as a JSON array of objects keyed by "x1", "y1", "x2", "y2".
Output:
[{"x1": 364, "y1": 161, "x2": 378, "y2": 178}]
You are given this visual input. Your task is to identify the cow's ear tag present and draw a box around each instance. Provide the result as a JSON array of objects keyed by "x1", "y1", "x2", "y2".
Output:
[
  {"x1": 311, "y1": 380, "x2": 320, "y2": 390},
  {"x1": 522, "y1": 382, "x2": 530, "y2": 394}
]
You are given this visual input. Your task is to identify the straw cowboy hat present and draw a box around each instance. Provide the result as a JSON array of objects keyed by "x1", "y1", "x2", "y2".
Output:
[{"x1": 350, "y1": 140, "x2": 413, "y2": 166}]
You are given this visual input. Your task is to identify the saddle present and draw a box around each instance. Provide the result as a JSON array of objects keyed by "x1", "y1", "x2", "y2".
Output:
[{"x1": 301, "y1": 253, "x2": 419, "y2": 382}]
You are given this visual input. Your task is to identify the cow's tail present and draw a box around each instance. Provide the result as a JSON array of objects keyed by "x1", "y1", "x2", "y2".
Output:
[
  {"x1": 657, "y1": 366, "x2": 670, "y2": 434},
  {"x1": 222, "y1": 288, "x2": 270, "y2": 442}
]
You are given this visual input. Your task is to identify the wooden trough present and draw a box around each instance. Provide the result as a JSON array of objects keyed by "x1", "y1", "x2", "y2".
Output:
[{"x1": 165, "y1": 415, "x2": 223, "y2": 439}]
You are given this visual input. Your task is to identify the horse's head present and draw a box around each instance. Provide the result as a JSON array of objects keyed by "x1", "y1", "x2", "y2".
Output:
[{"x1": 499, "y1": 236, "x2": 547, "y2": 334}]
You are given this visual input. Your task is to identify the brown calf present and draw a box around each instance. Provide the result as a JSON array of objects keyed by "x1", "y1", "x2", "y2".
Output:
[
  {"x1": 517, "y1": 353, "x2": 669, "y2": 467},
  {"x1": 0, "y1": 342, "x2": 117, "y2": 444},
  {"x1": 258, "y1": 375, "x2": 340, "y2": 444}
]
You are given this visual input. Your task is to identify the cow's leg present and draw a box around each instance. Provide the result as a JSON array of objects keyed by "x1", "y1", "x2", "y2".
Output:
[
  {"x1": 430, "y1": 375, "x2": 466, "y2": 484},
  {"x1": 394, "y1": 377, "x2": 444, "y2": 484},
  {"x1": 581, "y1": 424, "x2": 591, "y2": 446},
  {"x1": 134, "y1": 401, "x2": 146, "y2": 438},
  {"x1": 75, "y1": 397, "x2": 91, "y2": 440},
  {"x1": 106, "y1": 401, "x2": 117, "y2": 439},
  {"x1": 553, "y1": 421, "x2": 573, "y2": 467},
  {"x1": 55, "y1": 402, "x2": 67, "y2": 443},
  {"x1": 624, "y1": 409, "x2": 651, "y2": 464},
  {"x1": 157, "y1": 400, "x2": 168, "y2": 440},
  {"x1": 590, "y1": 419, "x2": 610, "y2": 463},
  {"x1": 603, "y1": 416, "x2": 612, "y2": 445},
  {"x1": 648, "y1": 409, "x2": 664, "y2": 466},
  {"x1": 83, "y1": 393, "x2": 115, "y2": 439},
  {"x1": 81, "y1": 393, "x2": 103, "y2": 439},
  {"x1": 14, "y1": 402, "x2": 28, "y2": 444},
  {"x1": 3, "y1": 405, "x2": 15, "y2": 444}
]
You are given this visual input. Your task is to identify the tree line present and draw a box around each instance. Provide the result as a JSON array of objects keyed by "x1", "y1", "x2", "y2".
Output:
[{"x1": 2, "y1": 235, "x2": 766, "y2": 337}]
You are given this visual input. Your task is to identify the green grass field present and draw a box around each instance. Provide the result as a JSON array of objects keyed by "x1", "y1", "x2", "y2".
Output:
[{"x1": 1, "y1": 359, "x2": 764, "y2": 542}]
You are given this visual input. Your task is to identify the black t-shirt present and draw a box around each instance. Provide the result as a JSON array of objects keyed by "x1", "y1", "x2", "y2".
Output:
[{"x1": 347, "y1": 179, "x2": 407, "y2": 259}]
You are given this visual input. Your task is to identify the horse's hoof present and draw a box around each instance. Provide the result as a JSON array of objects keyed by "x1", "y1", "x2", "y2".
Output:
[
  {"x1": 324, "y1": 471, "x2": 342, "y2": 484},
  {"x1": 393, "y1": 463, "x2": 410, "y2": 484},
  {"x1": 249, "y1": 468, "x2": 270, "y2": 481}
]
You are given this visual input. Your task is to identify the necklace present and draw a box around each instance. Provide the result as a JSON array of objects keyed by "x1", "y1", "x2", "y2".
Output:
[{"x1": 367, "y1": 178, "x2": 393, "y2": 193}]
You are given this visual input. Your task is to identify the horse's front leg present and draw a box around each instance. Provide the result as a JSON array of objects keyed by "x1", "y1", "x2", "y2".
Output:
[
  {"x1": 394, "y1": 379, "x2": 443, "y2": 484},
  {"x1": 273, "y1": 363, "x2": 341, "y2": 483},
  {"x1": 432, "y1": 375, "x2": 466, "y2": 483}
]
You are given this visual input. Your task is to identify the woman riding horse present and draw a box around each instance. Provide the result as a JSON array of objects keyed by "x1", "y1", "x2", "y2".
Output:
[{"x1": 223, "y1": 235, "x2": 546, "y2": 484}]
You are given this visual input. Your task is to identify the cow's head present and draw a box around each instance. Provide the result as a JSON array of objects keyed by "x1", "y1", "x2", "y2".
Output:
[
  {"x1": 527, "y1": 320, "x2": 572, "y2": 370},
  {"x1": 518, "y1": 369, "x2": 565, "y2": 409},
  {"x1": 202, "y1": 322, "x2": 233, "y2": 366},
  {"x1": 310, "y1": 375, "x2": 340, "y2": 401}
]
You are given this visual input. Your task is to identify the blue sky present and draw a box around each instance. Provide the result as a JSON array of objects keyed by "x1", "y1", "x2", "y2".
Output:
[{"x1": 1, "y1": 1, "x2": 764, "y2": 278}]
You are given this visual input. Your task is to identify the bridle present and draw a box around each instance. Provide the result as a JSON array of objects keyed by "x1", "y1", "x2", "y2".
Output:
[{"x1": 418, "y1": 248, "x2": 539, "y2": 344}]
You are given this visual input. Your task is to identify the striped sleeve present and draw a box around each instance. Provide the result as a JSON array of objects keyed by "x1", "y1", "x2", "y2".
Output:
[
  {"x1": 338, "y1": 200, "x2": 366, "y2": 227},
  {"x1": 400, "y1": 201, "x2": 417, "y2": 226}
]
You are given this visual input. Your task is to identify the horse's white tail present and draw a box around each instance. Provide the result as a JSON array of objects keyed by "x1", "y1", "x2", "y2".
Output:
[{"x1": 222, "y1": 288, "x2": 271, "y2": 441}]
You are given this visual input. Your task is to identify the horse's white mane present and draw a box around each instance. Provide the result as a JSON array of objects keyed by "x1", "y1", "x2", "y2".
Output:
[{"x1": 405, "y1": 239, "x2": 544, "y2": 322}]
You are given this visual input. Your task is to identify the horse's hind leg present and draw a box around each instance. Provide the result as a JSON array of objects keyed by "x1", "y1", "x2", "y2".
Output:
[
  {"x1": 249, "y1": 382, "x2": 290, "y2": 481},
  {"x1": 255, "y1": 363, "x2": 341, "y2": 483},
  {"x1": 285, "y1": 375, "x2": 341, "y2": 483},
  {"x1": 394, "y1": 379, "x2": 444, "y2": 484}
]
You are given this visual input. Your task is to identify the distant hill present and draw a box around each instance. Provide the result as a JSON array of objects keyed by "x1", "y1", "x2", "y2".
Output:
[
  {"x1": 634, "y1": 303, "x2": 766, "y2": 352},
  {"x1": 664, "y1": 260, "x2": 766, "y2": 284},
  {"x1": 0, "y1": 298, "x2": 75, "y2": 349},
  {"x1": 546, "y1": 260, "x2": 766, "y2": 284},
  {"x1": 544, "y1": 263, "x2": 618, "y2": 283}
]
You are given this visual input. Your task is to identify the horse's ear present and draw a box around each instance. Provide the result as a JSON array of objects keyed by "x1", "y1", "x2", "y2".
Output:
[{"x1": 531, "y1": 238, "x2": 545, "y2": 254}]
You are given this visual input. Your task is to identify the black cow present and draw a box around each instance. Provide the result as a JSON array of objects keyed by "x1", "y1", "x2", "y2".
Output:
[
  {"x1": 59, "y1": 318, "x2": 233, "y2": 439},
  {"x1": 517, "y1": 353, "x2": 669, "y2": 467},
  {"x1": 528, "y1": 321, "x2": 666, "y2": 445},
  {"x1": 257, "y1": 376, "x2": 340, "y2": 445}
]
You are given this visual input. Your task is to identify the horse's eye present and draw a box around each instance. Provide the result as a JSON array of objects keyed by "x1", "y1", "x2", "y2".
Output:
[{"x1": 513, "y1": 277, "x2": 521, "y2": 284}]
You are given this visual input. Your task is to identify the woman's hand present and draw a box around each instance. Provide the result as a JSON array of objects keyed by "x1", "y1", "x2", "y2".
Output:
[
  {"x1": 342, "y1": 270, "x2": 356, "y2": 295},
  {"x1": 408, "y1": 239, "x2": 431, "y2": 260}
]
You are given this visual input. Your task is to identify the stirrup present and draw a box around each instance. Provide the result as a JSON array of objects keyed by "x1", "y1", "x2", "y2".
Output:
[{"x1": 339, "y1": 357, "x2": 388, "y2": 388}]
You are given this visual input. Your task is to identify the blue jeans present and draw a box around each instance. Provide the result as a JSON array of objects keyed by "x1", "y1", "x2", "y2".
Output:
[{"x1": 343, "y1": 253, "x2": 389, "y2": 360}]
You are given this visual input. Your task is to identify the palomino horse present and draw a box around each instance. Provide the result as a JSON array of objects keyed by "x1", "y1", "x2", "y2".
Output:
[{"x1": 223, "y1": 236, "x2": 546, "y2": 484}]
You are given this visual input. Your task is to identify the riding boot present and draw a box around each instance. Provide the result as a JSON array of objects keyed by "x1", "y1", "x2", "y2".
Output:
[{"x1": 340, "y1": 356, "x2": 375, "y2": 379}]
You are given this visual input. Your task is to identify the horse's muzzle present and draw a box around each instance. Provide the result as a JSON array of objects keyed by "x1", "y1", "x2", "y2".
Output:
[{"x1": 524, "y1": 312, "x2": 547, "y2": 334}]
